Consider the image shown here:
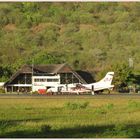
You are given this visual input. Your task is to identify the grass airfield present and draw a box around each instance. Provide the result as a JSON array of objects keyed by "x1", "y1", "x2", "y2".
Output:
[{"x1": 0, "y1": 94, "x2": 140, "y2": 138}]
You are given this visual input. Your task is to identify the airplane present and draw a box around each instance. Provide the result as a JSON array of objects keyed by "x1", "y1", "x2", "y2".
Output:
[
  {"x1": 47, "y1": 72, "x2": 114, "y2": 95},
  {"x1": 80, "y1": 71, "x2": 114, "y2": 94}
]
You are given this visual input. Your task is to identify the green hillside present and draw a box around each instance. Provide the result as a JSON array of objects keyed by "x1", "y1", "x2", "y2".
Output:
[{"x1": 0, "y1": 2, "x2": 140, "y2": 88}]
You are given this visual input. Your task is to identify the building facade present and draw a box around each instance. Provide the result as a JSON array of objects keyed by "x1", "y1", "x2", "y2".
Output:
[{"x1": 4, "y1": 64, "x2": 87, "y2": 93}]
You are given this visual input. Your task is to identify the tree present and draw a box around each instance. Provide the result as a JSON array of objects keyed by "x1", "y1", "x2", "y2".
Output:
[
  {"x1": 0, "y1": 65, "x2": 13, "y2": 82},
  {"x1": 112, "y1": 63, "x2": 135, "y2": 91}
]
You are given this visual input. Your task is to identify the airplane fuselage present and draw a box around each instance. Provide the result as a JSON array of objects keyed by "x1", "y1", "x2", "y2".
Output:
[{"x1": 47, "y1": 72, "x2": 115, "y2": 94}]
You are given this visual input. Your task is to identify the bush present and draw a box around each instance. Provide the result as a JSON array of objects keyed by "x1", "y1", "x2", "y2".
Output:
[
  {"x1": 128, "y1": 101, "x2": 140, "y2": 109},
  {"x1": 95, "y1": 108, "x2": 106, "y2": 115},
  {"x1": 0, "y1": 88, "x2": 5, "y2": 93},
  {"x1": 105, "y1": 103, "x2": 114, "y2": 110},
  {"x1": 112, "y1": 124, "x2": 128, "y2": 137},
  {"x1": 64, "y1": 102, "x2": 89, "y2": 110},
  {"x1": 95, "y1": 104, "x2": 114, "y2": 115},
  {"x1": 41, "y1": 125, "x2": 51, "y2": 133},
  {"x1": 32, "y1": 91, "x2": 39, "y2": 94}
]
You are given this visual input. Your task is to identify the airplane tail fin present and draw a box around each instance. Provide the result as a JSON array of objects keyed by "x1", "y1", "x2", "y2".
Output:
[{"x1": 99, "y1": 72, "x2": 114, "y2": 85}]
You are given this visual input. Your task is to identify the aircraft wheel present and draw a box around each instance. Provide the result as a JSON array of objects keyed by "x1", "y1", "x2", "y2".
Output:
[{"x1": 107, "y1": 89, "x2": 111, "y2": 94}]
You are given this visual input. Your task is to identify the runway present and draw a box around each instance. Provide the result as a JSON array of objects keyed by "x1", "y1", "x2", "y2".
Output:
[{"x1": 0, "y1": 93, "x2": 140, "y2": 99}]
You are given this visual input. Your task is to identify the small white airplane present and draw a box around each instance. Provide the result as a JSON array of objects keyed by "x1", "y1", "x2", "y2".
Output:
[
  {"x1": 81, "y1": 71, "x2": 114, "y2": 94},
  {"x1": 47, "y1": 72, "x2": 114, "y2": 95}
]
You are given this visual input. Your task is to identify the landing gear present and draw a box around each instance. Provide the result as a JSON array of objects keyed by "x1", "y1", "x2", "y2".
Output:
[
  {"x1": 107, "y1": 89, "x2": 111, "y2": 94},
  {"x1": 91, "y1": 91, "x2": 95, "y2": 95},
  {"x1": 91, "y1": 85, "x2": 95, "y2": 95}
]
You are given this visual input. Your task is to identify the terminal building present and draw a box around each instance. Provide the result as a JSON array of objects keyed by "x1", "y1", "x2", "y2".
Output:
[{"x1": 4, "y1": 63, "x2": 88, "y2": 93}]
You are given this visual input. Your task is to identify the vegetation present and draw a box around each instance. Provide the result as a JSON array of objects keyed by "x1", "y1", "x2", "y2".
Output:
[
  {"x1": 0, "y1": 95, "x2": 139, "y2": 138},
  {"x1": 64, "y1": 101, "x2": 89, "y2": 109},
  {"x1": 0, "y1": 2, "x2": 140, "y2": 90}
]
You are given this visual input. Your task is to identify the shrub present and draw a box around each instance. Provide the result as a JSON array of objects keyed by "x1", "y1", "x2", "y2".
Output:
[
  {"x1": 105, "y1": 103, "x2": 114, "y2": 110},
  {"x1": 128, "y1": 101, "x2": 140, "y2": 109},
  {"x1": 41, "y1": 125, "x2": 51, "y2": 133},
  {"x1": 114, "y1": 124, "x2": 127, "y2": 132},
  {"x1": 0, "y1": 88, "x2": 5, "y2": 93},
  {"x1": 112, "y1": 124, "x2": 128, "y2": 137},
  {"x1": 95, "y1": 108, "x2": 106, "y2": 115},
  {"x1": 64, "y1": 102, "x2": 89, "y2": 110},
  {"x1": 32, "y1": 91, "x2": 38, "y2": 94}
]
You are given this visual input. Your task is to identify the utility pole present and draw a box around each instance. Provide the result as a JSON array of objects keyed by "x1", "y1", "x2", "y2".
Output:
[
  {"x1": 32, "y1": 60, "x2": 34, "y2": 77},
  {"x1": 32, "y1": 59, "x2": 34, "y2": 93},
  {"x1": 128, "y1": 57, "x2": 135, "y2": 93}
]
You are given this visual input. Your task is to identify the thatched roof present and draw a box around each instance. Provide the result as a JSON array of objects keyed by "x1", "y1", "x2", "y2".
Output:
[
  {"x1": 33, "y1": 63, "x2": 72, "y2": 73},
  {"x1": 76, "y1": 70, "x2": 95, "y2": 84},
  {"x1": 5, "y1": 63, "x2": 87, "y2": 86}
]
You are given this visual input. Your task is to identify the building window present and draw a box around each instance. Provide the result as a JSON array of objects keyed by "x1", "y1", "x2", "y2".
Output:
[
  {"x1": 34, "y1": 78, "x2": 59, "y2": 82},
  {"x1": 40, "y1": 79, "x2": 46, "y2": 82},
  {"x1": 34, "y1": 79, "x2": 39, "y2": 82},
  {"x1": 34, "y1": 79, "x2": 46, "y2": 82},
  {"x1": 47, "y1": 79, "x2": 59, "y2": 82},
  {"x1": 60, "y1": 73, "x2": 79, "y2": 84}
]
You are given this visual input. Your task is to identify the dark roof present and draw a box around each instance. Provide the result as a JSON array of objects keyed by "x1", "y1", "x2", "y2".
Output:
[
  {"x1": 33, "y1": 63, "x2": 72, "y2": 73},
  {"x1": 17, "y1": 63, "x2": 74, "y2": 73},
  {"x1": 76, "y1": 70, "x2": 95, "y2": 84},
  {"x1": 5, "y1": 63, "x2": 87, "y2": 86}
]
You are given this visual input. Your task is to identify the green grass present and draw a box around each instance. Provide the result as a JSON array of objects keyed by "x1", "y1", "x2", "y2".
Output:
[{"x1": 0, "y1": 95, "x2": 140, "y2": 138}]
